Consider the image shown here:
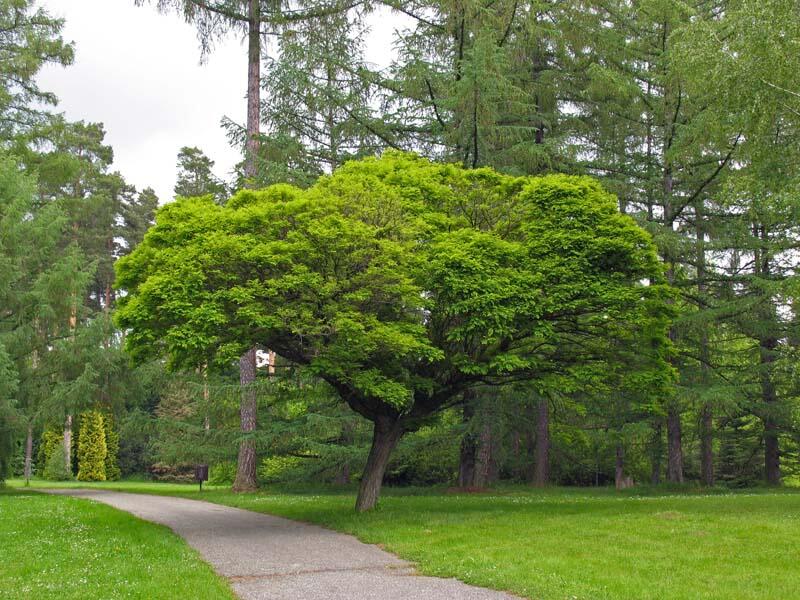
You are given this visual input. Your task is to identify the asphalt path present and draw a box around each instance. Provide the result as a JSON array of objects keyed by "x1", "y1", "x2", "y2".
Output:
[{"x1": 44, "y1": 489, "x2": 518, "y2": 600}]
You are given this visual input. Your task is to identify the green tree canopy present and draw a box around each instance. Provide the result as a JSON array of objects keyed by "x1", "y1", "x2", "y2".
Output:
[{"x1": 116, "y1": 152, "x2": 672, "y2": 509}]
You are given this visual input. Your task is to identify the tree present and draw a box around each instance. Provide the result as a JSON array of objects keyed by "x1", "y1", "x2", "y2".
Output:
[
  {"x1": 104, "y1": 413, "x2": 121, "y2": 481},
  {"x1": 77, "y1": 410, "x2": 107, "y2": 481},
  {"x1": 0, "y1": 150, "x2": 91, "y2": 482},
  {"x1": 0, "y1": 0, "x2": 73, "y2": 138},
  {"x1": 116, "y1": 152, "x2": 671, "y2": 510},
  {"x1": 174, "y1": 146, "x2": 227, "y2": 202},
  {"x1": 42, "y1": 442, "x2": 71, "y2": 481}
]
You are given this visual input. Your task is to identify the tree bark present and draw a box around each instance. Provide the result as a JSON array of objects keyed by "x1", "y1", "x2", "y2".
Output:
[
  {"x1": 761, "y1": 337, "x2": 781, "y2": 484},
  {"x1": 650, "y1": 419, "x2": 662, "y2": 485},
  {"x1": 666, "y1": 407, "x2": 684, "y2": 483},
  {"x1": 356, "y1": 417, "x2": 403, "y2": 512},
  {"x1": 63, "y1": 414, "x2": 73, "y2": 475},
  {"x1": 244, "y1": 0, "x2": 261, "y2": 183},
  {"x1": 615, "y1": 443, "x2": 625, "y2": 490},
  {"x1": 696, "y1": 201, "x2": 714, "y2": 487},
  {"x1": 457, "y1": 392, "x2": 476, "y2": 487},
  {"x1": 532, "y1": 397, "x2": 550, "y2": 487},
  {"x1": 473, "y1": 419, "x2": 495, "y2": 488},
  {"x1": 233, "y1": 348, "x2": 258, "y2": 492},
  {"x1": 700, "y1": 404, "x2": 714, "y2": 486},
  {"x1": 24, "y1": 424, "x2": 33, "y2": 484},
  {"x1": 232, "y1": 0, "x2": 262, "y2": 494}
]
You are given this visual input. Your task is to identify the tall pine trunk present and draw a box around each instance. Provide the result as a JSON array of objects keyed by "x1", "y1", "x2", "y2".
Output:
[
  {"x1": 233, "y1": 0, "x2": 262, "y2": 491},
  {"x1": 696, "y1": 201, "x2": 715, "y2": 486},
  {"x1": 532, "y1": 397, "x2": 550, "y2": 487},
  {"x1": 233, "y1": 348, "x2": 258, "y2": 491},
  {"x1": 356, "y1": 417, "x2": 403, "y2": 512}
]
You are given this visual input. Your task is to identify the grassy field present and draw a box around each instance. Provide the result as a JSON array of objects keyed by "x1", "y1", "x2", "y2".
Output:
[
  {"x1": 0, "y1": 486, "x2": 235, "y2": 599},
  {"x1": 10, "y1": 480, "x2": 800, "y2": 600}
]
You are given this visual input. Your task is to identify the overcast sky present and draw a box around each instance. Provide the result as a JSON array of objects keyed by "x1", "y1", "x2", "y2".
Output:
[{"x1": 37, "y1": 0, "x2": 403, "y2": 202}]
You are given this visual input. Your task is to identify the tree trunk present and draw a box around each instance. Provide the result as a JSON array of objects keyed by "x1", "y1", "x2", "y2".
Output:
[
  {"x1": 63, "y1": 414, "x2": 73, "y2": 475},
  {"x1": 696, "y1": 202, "x2": 714, "y2": 487},
  {"x1": 650, "y1": 419, "x2": 663, "y2": 485},
  {"x1": 232, "y1": 0, "x2": 263, "y2": 494},
  {"x1": 244, "y1": 0, "x2": 261, "y2": 183},
  {"x1": 666, "y1": 407, "x2": 684, "y2": 483},
  {"x1": 457, "y1": 392, "x2": 476, "y2": 487},
  {"x1": 533, "y1": 397, "x2": 550, "y2": 487},
  {"x1": 473, "y1": 419, "x2": 495, "y2": 488},
  {"x1": 334, "y1": 463, "x2": 351, "y2": 485},
  {"x1": 356, "y1": 417, "x2": 403, "y2": 512},
  {"x1": 700, "y1": 404, "x2": 714, "y2": 486},
  {"x1": 615, "y1": 443, "x2": 625, "y2": 490},
  {"x1": 233, "y1": 348, "x2": 258, "y2": 492},
  {"x1": 24, "y1": 424, "x2": 33, "y2": 484},
  {"x1": 761, "y1": 337, "x2": 781, "y2": 484}
]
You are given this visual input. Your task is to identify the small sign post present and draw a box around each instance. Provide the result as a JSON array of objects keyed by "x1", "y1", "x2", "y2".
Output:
[{"x1": 195, "y1": 464, "x2": 209, "y2": 492}]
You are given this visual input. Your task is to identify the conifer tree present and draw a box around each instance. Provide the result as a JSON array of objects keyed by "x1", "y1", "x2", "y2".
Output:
[
  {"x1": 77, "y1": 411, "x2": 107, "y2": 481},
  {"x1": 104, "y1": 414, "x2": 121, "y2": 481},
  {"x1": 0, "y1": 0, "x2": 74, "y2": 138},
  {"x1": 174, "y1": 146, "x2": 228, "y2": 202}
]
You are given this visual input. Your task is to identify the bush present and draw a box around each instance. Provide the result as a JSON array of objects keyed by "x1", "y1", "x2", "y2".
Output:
[
  {"x1": 77, "y1": 411, "x2": 107, "y2": 481},
  {"x1": 37, "y1": 429, "x2": 62, "y2": 476},
  {"x1": 209, "y1": 461, "x2": 236, "y2": 485},
  {"x1": 42, "y1": 444, "x2": 72, "y2": 481},
  {"x1": 149, "y1": 462, "x2": 195, "y2": 483},
  {"x1": 104, "y1": 415, "x2": 121, "y2": 481}
]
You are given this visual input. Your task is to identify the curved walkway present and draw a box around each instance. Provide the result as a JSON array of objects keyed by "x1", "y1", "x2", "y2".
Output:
[{"x1": 44, "y1": 489, "x2": 518, "y2": 600}]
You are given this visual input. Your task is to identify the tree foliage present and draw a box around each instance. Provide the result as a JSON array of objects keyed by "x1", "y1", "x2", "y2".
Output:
[
  {"x1": 116, "y1": 152, "x2": 671, "y2": 508},
  {"x1": 77, "y1": 410, "x2": 107, "y2": 481}
]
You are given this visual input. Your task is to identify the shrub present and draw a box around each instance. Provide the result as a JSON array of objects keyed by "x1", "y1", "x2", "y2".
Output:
[
  {"x1": 37, "y1": 429, "x2": 62, "y2": 475},
  {"x1": 77, "y1": 411, "x2": 107, "y2": 481},
  {"x1": 149, "y1": 462, "x2": 195, "y2": 483},
  {"x1": 104, "y1": 415, "x2": 121, "y2": 481},
  {"x1": 209, "y1": 461, "x2": 236, "y2": 485},
  {"x1": 42, "y1": 443, "x2": 72, "y2": 481}
]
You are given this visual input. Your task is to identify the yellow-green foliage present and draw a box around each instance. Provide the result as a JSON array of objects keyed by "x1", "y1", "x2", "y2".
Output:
[
  {"x1": 77, "y1": 411, "x2": 107, "y2": 481},
  {"x1": 104, "y1": 414, "x2": 121, "y2": 481},
  {"x1": 37, "y1": 429, "x2": 62, "y2": 475},
  {"x1": 42, "y1": 443, "x2": 71, "y2": 481}
]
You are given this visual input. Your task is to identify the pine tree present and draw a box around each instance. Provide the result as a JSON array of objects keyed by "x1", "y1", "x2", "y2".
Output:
[
  {"x1": 77, "y1": 411, "x2": 107, "y2": 481},
  {"x1": 174, "y1": 146, "x2": 227, "y2": 202}
]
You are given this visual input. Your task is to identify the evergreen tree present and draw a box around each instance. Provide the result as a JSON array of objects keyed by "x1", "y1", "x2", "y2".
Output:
[
  {"x1": 174, "y1": 146, "x2": 227, "y2": 202},
  {"x1": 104, "y1": 414, "x2": 121, "y2": 481},
  {"x1": 42, "y1": 442, "x2": 71, "y2": 481},
  {"x1": 0, "y1": 0, "x2": 73, "y2": 138},
  {"x1": 77, "y1": 411, "x2": 107, "y2": 481}
]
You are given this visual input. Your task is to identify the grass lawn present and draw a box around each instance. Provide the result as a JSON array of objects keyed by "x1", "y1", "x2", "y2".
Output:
[
  {"x1": 0, "y1": 486, "x2": 235, "y2": 599},
  {"x1": 9, "y1": 480, "x2": 800, "y2": 600}
]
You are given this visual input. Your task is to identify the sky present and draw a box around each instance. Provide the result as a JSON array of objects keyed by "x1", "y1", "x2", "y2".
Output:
[{"x1": 37, "y1": 0, "x2": 403, "y2": 202}]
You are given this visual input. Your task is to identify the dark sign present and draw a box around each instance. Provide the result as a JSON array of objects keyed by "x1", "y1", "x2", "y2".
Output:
[{"x1": 195, "y1": 464, "x2": 209, "y2": 482}]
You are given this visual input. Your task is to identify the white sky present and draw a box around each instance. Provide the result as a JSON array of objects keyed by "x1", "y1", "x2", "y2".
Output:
[{"x1": 37, "y1": 0, "x2": 404, "y2": 202}]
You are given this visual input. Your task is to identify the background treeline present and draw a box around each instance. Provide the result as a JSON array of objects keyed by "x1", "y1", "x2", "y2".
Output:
[{"x1": 2, "y1": 0, "x2": 800, "y2": 490}]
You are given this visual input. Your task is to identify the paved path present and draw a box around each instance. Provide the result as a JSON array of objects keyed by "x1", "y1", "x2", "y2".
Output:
[{"x1": 44, "y1": 489, "x2": 518, "y2": 600}]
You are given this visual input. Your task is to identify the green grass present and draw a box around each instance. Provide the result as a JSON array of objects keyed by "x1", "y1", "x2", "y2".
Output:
[
  {"x1": 0, "y1": 486, "x2": 235, "y2": 599},
  {"x1": 9, "y1": 479, "x2": 800, "y2": 599}
]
